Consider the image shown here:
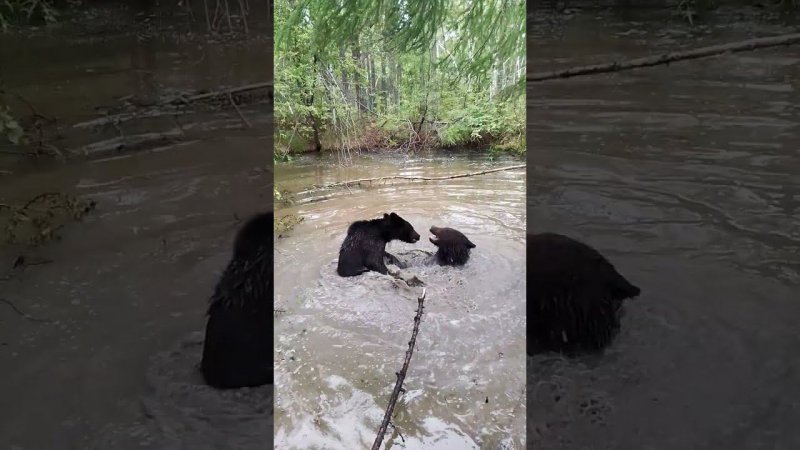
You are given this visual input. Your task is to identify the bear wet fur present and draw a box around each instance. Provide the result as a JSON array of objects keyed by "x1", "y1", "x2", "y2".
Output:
[
  {"x1": 429, "y1": 226, "x2": 476, "y2": 266},
  {"x1": 527, "y1": 233, "x2": 641, "y2": 356},
  {"x1": 201, "y1": 212, "x2": 273, "y2": 389},
  {"x1": 337, "y1": 212, "x2": 420, "y2": 277}
]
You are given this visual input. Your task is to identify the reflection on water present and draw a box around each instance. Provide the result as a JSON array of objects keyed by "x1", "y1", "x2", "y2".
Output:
[
  {"x1": 274, "y1": 152, "x2": 526, "y2": 449},
  {"x1": 528, "y1": 8, "x2": 800, "y2": 449}
]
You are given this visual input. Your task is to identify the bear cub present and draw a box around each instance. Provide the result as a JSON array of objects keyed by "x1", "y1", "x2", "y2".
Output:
[
  {"x1": 429, "y1": 225, "x2": 476, "y2": 266},
  {"x1": 527, "y1": 232, "x2": 641, "y2": 356},
  {"x1": 201, "y1": 212, "x2": 273, "y2": 389},
  {"x1": 337, "y1": 212, "x2": 420, "y2": 277}
]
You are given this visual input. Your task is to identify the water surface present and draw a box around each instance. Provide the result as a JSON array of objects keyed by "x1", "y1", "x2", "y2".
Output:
[
  {"x1": 274, "y1": 152, "x2": 527, "y2": 449},
  {"x1": 0, "y1": 3, "x2": 275, "y2": 447},
  {"x1": 527, "y1": 9, "x2": 800, "y2": 449}
]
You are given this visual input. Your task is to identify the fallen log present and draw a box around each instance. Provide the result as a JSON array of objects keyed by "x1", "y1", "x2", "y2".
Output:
[
  {"x1": 305, "y1": 164, "x2": 526, "y2": 192},
  {"x1": 168, "y1": 81, "x2": 273, "y2": 105},
  {"x1": 73, "y1": 82, "x2": 273, "y2": 129},
  {"x1": 528, "y1": 32, "x2": 800, "y2": 82}
]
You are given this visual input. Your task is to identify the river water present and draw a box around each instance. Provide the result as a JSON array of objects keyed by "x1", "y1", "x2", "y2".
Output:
[
  {"x1": 1, "y1": 2, "x2": 275, "y2": 449},
  {"x1": 273, "y1": 152, "x2": 527, "y2": 448},
  {"x1": 2, "y1": 3, "x2": 799, "y2": 450},
  {"x1": 527, "y1": 8, "x2": 800, "y2": 450}
]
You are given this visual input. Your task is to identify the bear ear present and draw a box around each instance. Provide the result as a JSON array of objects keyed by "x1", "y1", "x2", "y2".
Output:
[
  {"x1": 383, "y1": 213, "x2": 390, "y2": 219},
  {"x1": 389, "y1": 212, "x2": 399, "y2": 218},
  {"x1": 467, "y1": 240, "x2": 476, "y2": 249}
]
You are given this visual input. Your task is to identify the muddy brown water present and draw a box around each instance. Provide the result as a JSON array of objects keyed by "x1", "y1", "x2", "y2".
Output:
[
  {"x1": 0, "y1": 1, "x2": 272, "y2": 169},
  {"x1": 528, "y1": 9, "x2": 800, "y2": 450},
  {"x1": 0, "y1": 136, "x2": 275, "y2": 449},
  {"x1": 2, "y1": 4, "x2": 799, "y2": 450},
  {"x1": 273, "y1": 152, "x2": 527, "y2": 448},
  {"x1": 1, "y1": 3, "x2": 276, "y2": 448}
]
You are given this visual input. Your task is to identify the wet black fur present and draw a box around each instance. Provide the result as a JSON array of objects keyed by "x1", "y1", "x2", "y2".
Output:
[
  {"x1": 527, "y1": 233, "x2": 641, "y2": 356},
  {"x1": 429, "y1": 226, "x2": 476, "y2": 266},
  {"x1": 201, "y1": 212, "x2": 273, "y2": 389},
  {"x1": 336, "y1": 212, "x2": 420, "y2": 277}
]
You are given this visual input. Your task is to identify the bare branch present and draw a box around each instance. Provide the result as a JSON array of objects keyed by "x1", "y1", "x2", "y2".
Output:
[
  {"x1": 372, "y1": 287, "x2": 426, "y2": 450},
  {"x1": 307, "y1": 164, "x2": 526, "y2": 192},
  {"x1": 528, "y1": 33, "x2": 800, "y2": 82}
]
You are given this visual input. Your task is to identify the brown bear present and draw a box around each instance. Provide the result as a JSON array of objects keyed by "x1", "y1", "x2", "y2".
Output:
[
  {"x1": 201, "y1": 212, "x2": 273, "y2": 389},
  {"x1": 429, "y1": 225, "x2": 476, "y2": 266},
  {"x1": 336, "y1": 212, "x2": 421, "y2": 277},
  {"x1": 527, "y1": 232, "x2": 641, "y2": 355}
]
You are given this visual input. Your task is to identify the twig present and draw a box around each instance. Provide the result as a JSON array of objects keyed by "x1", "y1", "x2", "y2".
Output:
[
  {"x1": 0, "y1": 298, "x2": 52, "y2": 323},
  {"x1": 312, "y1": 164, "x2": 526, "y2": 191},
  {"x1": 528, "y1": 32, "x2": 800, "y2": 82},
  {"x1": 371, "y1": 287, "x2": 426, "y2": 450},
  {"x1": 228, "y1": 92, "x2": 252, "y2": 128},
  {"x1": 21, "y1": 192, "x2": 64, "y2": 210},
  {"x1": 390, "y1": 421, "x2": 405, "y2": 443},
  {"x1": 12, "y1": 256, "x2": 54, "y2": 269}
]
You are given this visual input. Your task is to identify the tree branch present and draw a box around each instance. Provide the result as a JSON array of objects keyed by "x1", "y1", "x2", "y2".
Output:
[
  {"x1": 228, "y1": 92, "x2": 252, "y2": 128},
  {"x1": 308, "y1": 164, "x2": 526, "y2": 191},
  {"x1": 372, "y1": 287, "x2": 426, "y2": 450},
  {"x1": 73, "y1": 82, "x2": 273, "y2": 129},
  {"x1": 174, "y1": 81, "x2": 272, "y2": 105},
  {"x1": 528, "y1": 32, "x2": 800, "y2": 82},
  {"x1": 0, "y1": 298, "x2": 51, "y2": 323}
]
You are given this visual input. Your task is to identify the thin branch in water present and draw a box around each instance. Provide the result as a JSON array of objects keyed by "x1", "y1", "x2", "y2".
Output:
[
  {"x1": 390, "y1": 421, "x2": 406, "y2": 443},
  {"x1": 228, "y1": 92, "x2": 251, "y2": 128},
  {"x1": 0, "y1": 298, "x2": 52, "y2": 323},
  {"x1": 372, "y1": 287, "x2": 426, "y2": 450},
  {"x1": 180, "y1": 82, "x2": 272, "y2": 104},
  {"x1": 12, "y1": 256, "x2": 54, "y2": 269},
  {"x1": 21, "y1": 192, "x2": 62, "y2": 211},
  {"x1": 528, "y1": 32, "x2": 800, "y2": 82}
]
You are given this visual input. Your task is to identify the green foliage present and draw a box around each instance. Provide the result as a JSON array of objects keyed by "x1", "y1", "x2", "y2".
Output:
[
  {"x1": 274, "y1": 150, "x2": 293, "y2": 162},
  {"x1": 1, "y1": 192, "x2": 96, "y2": 246},
  {"x1": 437, "y1": 95, "x2": 523, "y2": 147},
  {"x1": 277, "y1": 0, "x2": 524, "y2": 88},
  {"x1": 274, "y1": 214, "x2": 303, "y2": 237},
  {"x1": 273, "y1": 186, "x2": 294, "y2": 205},
  {"x1": 274, "y1": 0, "x2": 525, "y2": 157}
]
